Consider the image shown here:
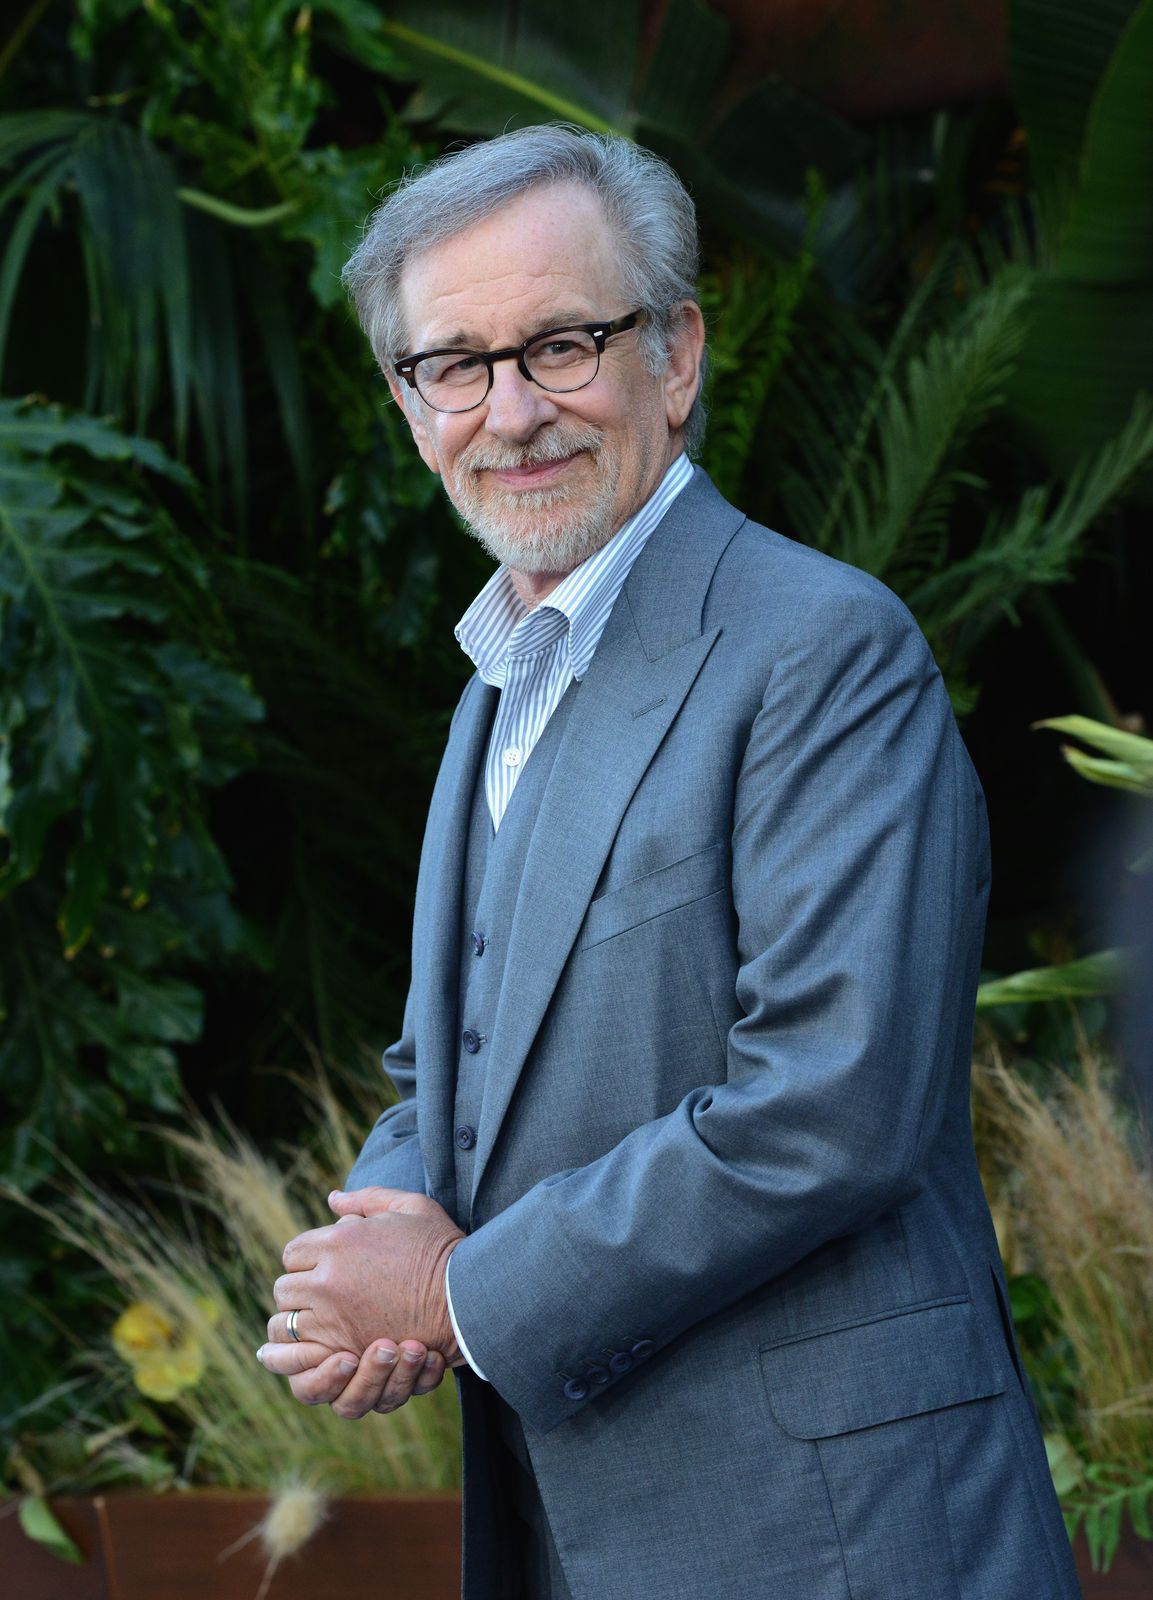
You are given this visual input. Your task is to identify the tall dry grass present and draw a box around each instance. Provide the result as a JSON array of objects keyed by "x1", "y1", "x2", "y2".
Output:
[
  {"x1": 975, "y1": 1043, "x2": 1153, "y2": 1467},
  {"x1": 11, "y1": 1068, "x2": 461, "y2": 1498}
]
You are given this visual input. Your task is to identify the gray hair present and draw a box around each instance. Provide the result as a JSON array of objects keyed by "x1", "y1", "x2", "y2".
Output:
[{"x1": 342, "y1": 124, "x2": 707, "y2": 455}]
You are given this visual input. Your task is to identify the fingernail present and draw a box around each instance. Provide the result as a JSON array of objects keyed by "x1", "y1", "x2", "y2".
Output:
[
  {"x1": 423, "y1": 1352, "x2": 438, "y2": 1368},
  {"x1": 402, "y1": 1348, "x2": 423, "y2": 1365},
  {"x1": 329, "y1": 1189, "x2": 343, "y2": 1200},
  {"x1": 375, "y1": 1347, "x2": 398, "y2": 1366},
  {"x1": 338, "y1": 1359, "x2": 356, "y2": 1375},
  {"x1": 255, "y1": 1346, "x2": 266, "y2": 1365}
]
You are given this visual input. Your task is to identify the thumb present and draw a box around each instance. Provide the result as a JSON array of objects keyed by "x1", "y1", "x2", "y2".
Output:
[{"x1": 328, "y1": 1185, "x2": 414, "y2": 1217}]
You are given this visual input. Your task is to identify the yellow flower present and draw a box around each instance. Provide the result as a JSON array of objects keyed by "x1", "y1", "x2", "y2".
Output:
[
  {"x1": 111, "y1": 1299, "x2": 209, "y2": 1399},
  {"x1": 111, "y1": 1302, "x2": 175, "y2": 1361},
  {"x1": 131, "y1": 1342, "x2": 206, "y2": 1402}
]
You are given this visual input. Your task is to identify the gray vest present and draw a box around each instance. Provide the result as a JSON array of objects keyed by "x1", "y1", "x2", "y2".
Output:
[{"x1": 452, "y1": 681, "x2": 580, "y2": 1229}]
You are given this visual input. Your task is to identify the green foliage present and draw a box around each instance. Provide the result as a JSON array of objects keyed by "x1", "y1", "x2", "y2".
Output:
[
  {"x1": 1064, "y1": 1463, "x2": 1153, "y2": 1571},
  {"x1": 1037, "y1": 716, "x2": 1153, "y2": 797},
  {"x1": 1008, "y1": 0, "x2": 1153, "y2": 469},
  {"x1": 18, "y1": 1497, "x2": 84, "y2": 1564},
  {"x1": 356, "y1": 0, "x2": 866, "y2": 261},
  {"x1": 0, "y1": 397, "x2": 264, "y2": 1181},
  {"x1": 976, "y1": 950, "x2": 1129, "y2": 1008},
  {"x1": 698, "y1": 181, "x2": 821, "y2": 500}
]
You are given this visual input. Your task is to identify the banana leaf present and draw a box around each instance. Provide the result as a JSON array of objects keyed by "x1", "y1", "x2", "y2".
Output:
[{"x1": 1007, "y1": 0, "x2": 1153, "y2": 472}]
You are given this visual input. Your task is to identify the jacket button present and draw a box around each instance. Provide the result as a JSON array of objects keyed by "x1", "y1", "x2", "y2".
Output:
[
  {"x1": 454, "y1": 1125, "x2": 477, "y2": 1150},
  {"x1": 462, "y1": 1029, "x2": 481, "y2": 1054},
  {"x1": 608, "y1": 1350, "x2": 633, "y2": 1375},
  {"x1": 586, "y1": 1364, "x2": 610, "y2": 1386},
  {"x1": 470, "y1": 932, "x2": 485, "y2": 956},
  {"x1": 631, "y1": 1339, "x2": 655, "y2": 1362},
  {"x1": 563, "y1": 1377, "x2": 589, "y2": 1401}
]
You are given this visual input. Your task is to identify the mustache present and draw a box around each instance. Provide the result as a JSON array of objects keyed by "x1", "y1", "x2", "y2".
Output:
[{"x1": 464, "y1": 425, "x2": 603, "y2": 474}]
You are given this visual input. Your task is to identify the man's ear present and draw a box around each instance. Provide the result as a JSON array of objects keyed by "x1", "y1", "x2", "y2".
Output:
[
  {"x1": 662, "y1": 301, "x2": 706, "y2": 434},
  {"x1": 386, "y1": 375, "x2": 441, "y2": 476}
]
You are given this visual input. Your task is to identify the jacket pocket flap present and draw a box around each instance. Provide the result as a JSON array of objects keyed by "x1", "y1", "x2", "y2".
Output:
[
  {"x1": 760, "y1": 1299, "x2": 1005, "y2": 1440},
  {"x1": 581, "y1": 843, "x2": 725, "y2": 949}
]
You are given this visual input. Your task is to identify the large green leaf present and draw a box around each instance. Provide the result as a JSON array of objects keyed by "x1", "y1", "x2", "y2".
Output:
[
  {"x1": 1007, "y1": 0, "x2": 1153, "y2": 470},
  {"x1": 1009, "y1": 0, "x2": 1140, "y2": 234},
  {"x1": 335, "y1": 0, "x2": 866, "y2": 258},
  {"x1": 975, "y1": 949, "x2": 1129, "y2": 1008},
  {"x1": 0, "y1": 399, "x2": 263, "y2": 1179},
  {"x1": 1058, "y1": 0, "x2": 1153, "y2": 284}
]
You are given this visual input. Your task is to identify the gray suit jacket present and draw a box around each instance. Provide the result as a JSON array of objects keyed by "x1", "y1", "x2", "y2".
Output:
[{"x1": 349, "y1": 470, "x2": 1081, "y2": 1599}]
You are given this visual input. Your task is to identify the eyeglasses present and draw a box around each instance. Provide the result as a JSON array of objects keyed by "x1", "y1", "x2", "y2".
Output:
[{"x1": 393, "y1": 309, "x2": 648, "y2": 413}]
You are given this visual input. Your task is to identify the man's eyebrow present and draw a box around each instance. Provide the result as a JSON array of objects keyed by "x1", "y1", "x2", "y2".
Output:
[{"x1": 416, "y1": 311, "x2": 595, "y2": 352}]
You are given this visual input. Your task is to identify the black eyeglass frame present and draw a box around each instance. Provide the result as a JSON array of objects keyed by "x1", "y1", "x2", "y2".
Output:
[{"x1": 393, "y1": 308, "x2": 649, "y2": 412}]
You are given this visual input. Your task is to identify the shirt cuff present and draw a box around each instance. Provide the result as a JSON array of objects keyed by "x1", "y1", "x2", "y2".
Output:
[{"x1": 445, "y1": 1250, "x2": 488, "y2": 1381}]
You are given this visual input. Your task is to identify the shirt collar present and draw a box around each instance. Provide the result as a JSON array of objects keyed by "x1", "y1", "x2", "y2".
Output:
[{"x1": 455, "y1": 453, "x2": 692, "y2": 687}]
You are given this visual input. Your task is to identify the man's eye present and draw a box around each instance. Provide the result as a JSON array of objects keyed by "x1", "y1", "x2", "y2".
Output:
[
  {"x1": 437, "y1": 354, "x2": 485, "y2": 384},
  {"x1": 530, "y1": 335, "x2": 593, "y2": 368}
]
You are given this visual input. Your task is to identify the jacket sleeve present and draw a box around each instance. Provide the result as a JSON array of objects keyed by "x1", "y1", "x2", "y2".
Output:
[
  {"x1": 445, "y1": 586, "x2": 988, "y2": 1432},
  {"x1": 345, "y1": 984, "x2": 427, "y2": 1195}
]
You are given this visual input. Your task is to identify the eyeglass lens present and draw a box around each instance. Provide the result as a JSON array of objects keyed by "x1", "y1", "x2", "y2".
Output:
[{"x1": 413, "y1": 328, "x2": 600, "y2": 411}]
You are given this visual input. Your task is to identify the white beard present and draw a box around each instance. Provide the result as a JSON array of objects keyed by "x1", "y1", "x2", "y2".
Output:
[{"x1": 443, "y1": 425, "x2": 621, "y2": 574}]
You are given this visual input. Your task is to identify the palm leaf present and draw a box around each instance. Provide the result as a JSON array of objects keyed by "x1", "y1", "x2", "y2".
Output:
[{"x1": 914, "y1": 390, "x2": 1153, "y2": 653}]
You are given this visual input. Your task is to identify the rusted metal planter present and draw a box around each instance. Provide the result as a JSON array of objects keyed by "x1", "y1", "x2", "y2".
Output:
[
  {"x1": 5, "y1": 1492, "x2": 1151, "y2": 1597},
  {"x1": 1, "y1": 1492, "x2": 462, "y2": 1600}
]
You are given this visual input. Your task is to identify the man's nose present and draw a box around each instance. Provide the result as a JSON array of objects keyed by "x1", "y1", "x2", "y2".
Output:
[{"x1": 482, "y1": 360, "x2": 559, "y2": 442}]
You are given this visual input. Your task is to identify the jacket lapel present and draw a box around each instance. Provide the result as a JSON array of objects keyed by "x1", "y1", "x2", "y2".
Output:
[
  {"x1": 410, "y1": 673, "x2": 496, "y2": 1210},
  {"x1": 469, "y1": 470, "x2": 745, "y2": 1200}
]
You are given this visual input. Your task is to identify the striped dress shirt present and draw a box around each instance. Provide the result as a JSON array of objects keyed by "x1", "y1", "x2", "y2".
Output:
[
  {"x1": 445, "y1": 451, "x2": 692, "y2": 1379},
  {"x1": 455, "y1": 452, "x2": 693, "y2": 830}
]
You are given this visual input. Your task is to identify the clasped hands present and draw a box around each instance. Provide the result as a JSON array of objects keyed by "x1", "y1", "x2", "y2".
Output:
[{"x1": 257, "y1": 1186, "x2": 466, "y2": 1418}]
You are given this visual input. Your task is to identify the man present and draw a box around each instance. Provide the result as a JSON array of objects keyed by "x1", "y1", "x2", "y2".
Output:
[{"x1": 257, "y1": 126, "x2": 1081, "y2": 1599}]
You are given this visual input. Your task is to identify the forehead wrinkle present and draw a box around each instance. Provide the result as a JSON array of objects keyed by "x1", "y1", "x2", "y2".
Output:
[{"x1": 416, "y1": 307, "x2": 604, "y2": 355}]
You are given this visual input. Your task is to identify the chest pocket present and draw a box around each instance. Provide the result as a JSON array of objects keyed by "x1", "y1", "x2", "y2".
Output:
[{"x1": 579, "y1": 842, "x2": 726, "y2": 950}]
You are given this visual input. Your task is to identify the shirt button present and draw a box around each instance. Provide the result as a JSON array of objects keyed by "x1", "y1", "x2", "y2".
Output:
[
  {"x1": 470, "y1": 932, "x2": 486, "y2": 957},
  {"x1": 454, "y1": 1125, "x2": 477, "y2": 1150},
  {"x1": 563, "y1": 1377, "x2": 589, "y2": 1402},
  {"x1": 502, "y1": 747, "x2": 521, "y2": 767},
  {"x1": 462, "y1": 1029, "x2": 481, "y2": 1054}
]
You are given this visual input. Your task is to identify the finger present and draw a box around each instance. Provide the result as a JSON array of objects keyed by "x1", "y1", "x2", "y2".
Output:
[
  {"x1": 329, "y1": 1340, "x2": 402, "y2": 1420},
  {"x1": 281, "y1": 1223, "x2": 336, "y2": 1272},
  {"x1": 271, "y1": 1271, "x2": 315, "y2": 1315},
  {"x1": 368, "y1": 1341, "x2": 437, "y2": 1417},
  {"x1": 412, "y1": 1348, "x2": 446, "y2": 1398},
  {"x1": 266, "y1": 1308, "x2": 322, "y2": 1344},
  {"x1": 257, "y1": 1339, "x2": 350, "y2": 1377},
  {"x1": 369, "y1": 1337, "x2": 441, "y2": 1414},
  {"x1": 288, "y1": 1350, "x2": 369, "y2": 1407},
  {"x1": 328, "y1": 1186, "x2": 415, "y2": 1218}
]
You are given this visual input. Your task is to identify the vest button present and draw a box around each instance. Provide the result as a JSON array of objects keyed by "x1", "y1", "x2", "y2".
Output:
[
  {"x1": 563, "y1": 1377, "x2": 589, "y2": 1402},
  {"x1": 462, "y1": 1029, "x2": 481, "y2": 1054},
  {"x1": 454, "y1": 1125, "x2": 477, "y2": 1151},
  {"x1": 470, "y1": 932, "x2": 486, "y2": 957}
]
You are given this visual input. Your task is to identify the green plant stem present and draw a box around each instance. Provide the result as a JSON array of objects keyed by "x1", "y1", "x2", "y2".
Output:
[{"x1": 175, "y1": 189, "x2": 299, "y2": 228}]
